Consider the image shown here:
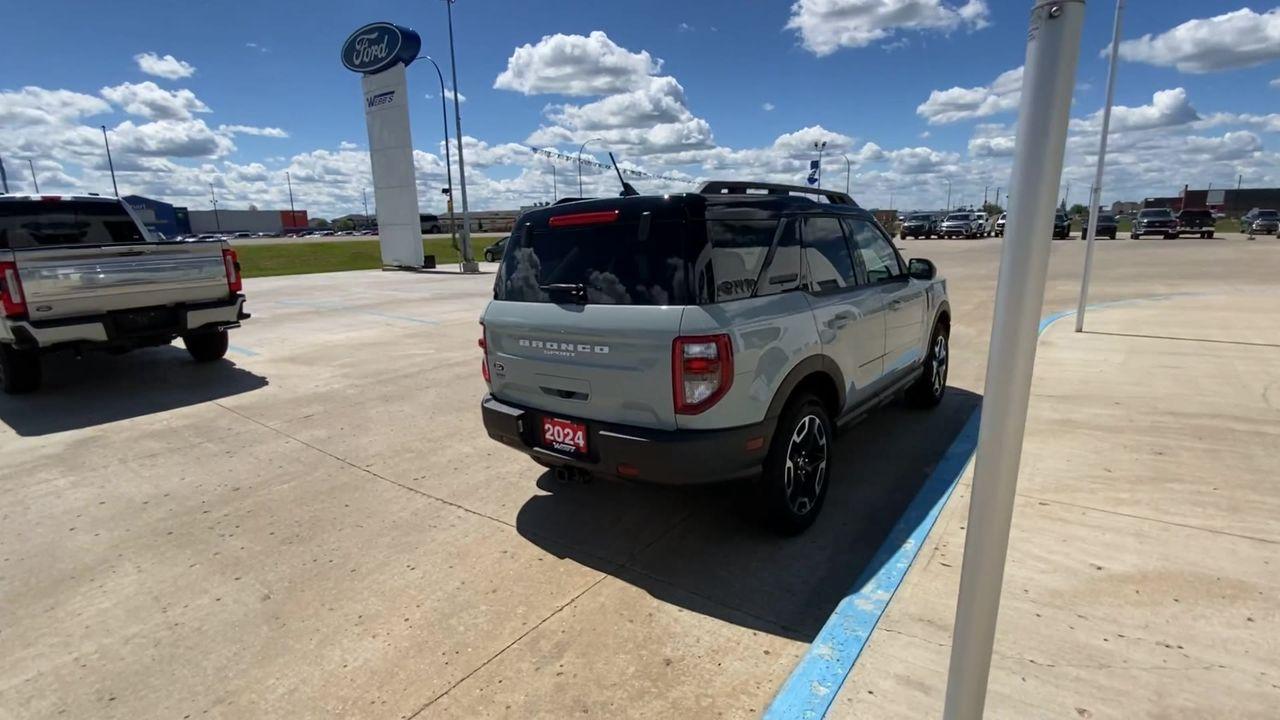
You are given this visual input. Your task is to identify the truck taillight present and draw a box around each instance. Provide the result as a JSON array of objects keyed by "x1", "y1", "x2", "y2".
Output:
[
  {"x1": 479, "y1": 329, "x2": 491, "y2": 384},
  {"x1": 673, "y1": 334, "x2": 733, "y2": 415},
  {"x1": 222, "y1": 248, "x2": 242, "y2": 293},
  {"x1": 0, "y1": 261, "x2": 27, "y2": 318}
]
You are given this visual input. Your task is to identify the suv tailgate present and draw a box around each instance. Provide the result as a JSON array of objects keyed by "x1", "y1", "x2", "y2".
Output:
[{"x1": 484, "y1": 302, "x2": 683, "y2": 430}]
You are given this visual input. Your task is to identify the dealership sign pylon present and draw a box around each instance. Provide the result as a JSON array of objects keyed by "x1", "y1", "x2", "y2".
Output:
[{"x1": 341, "y1": 22, "x2": 424, "y2": 268}]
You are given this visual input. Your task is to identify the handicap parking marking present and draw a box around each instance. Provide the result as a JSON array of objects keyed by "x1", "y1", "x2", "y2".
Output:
[{"x1": 764, "y1": 307, "x2": 1089, "y2": 720}]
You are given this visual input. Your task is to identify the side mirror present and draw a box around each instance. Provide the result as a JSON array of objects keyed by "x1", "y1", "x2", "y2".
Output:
[{"x1": 908, "y1": 258, "x2": 936, "y2": 281}]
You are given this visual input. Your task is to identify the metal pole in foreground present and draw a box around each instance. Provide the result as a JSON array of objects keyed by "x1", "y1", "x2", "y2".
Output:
[
  {"x1": 444, "y1": 0, "x2": 478, "y2": 273},
  {"x1": 101, "y1": 125, "x2": 119, "y2": 197},
  {"x1": 0, "y1": 157, "x2": 9, "y2": 194},
  {"x1": 28, "y1": 159, "x2": 40, "y2": 193},
  {"x1": 841, "y1": 154, "x2": 851, "y2": 194},
  {"x1": 942, "y1": 3, "x2": 1085, "y2": 719},
  {"x1": 1076, "y1": 0, "x2": 1124, "y2": 333}
]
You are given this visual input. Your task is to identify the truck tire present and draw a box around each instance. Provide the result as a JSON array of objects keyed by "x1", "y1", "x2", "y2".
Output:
[
  {"x1": 184, "y1": 330, "x2": 229, "y2": 362},
  {"x1": 1206, "y1": 232, "x2": 1214, "y2": 239},
  {"x1": 906, "y1": 323, "x2": 949, "y2": 408},
  {"x1": 0, "y1": 345, "x2": 42, "y2": 394},
  {"x1": 757, "y1": 392, "x2": 832, "y2": 535}
]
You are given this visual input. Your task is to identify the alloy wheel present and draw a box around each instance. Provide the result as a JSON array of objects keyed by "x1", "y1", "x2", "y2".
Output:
[
  {"x1": 783, "y1": 414, "x2": 828, "y2": 515},
  {"x1": 931, "y1": 334, "x2": 949, "y2": 396}
]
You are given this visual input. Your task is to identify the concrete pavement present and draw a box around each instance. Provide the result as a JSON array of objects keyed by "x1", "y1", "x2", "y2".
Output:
[
  {"x1": 828, "y1": 292, "x2": 1280, "y2": 718},
  {"x1": 1, "y1": 236, "x2": 1277, "y2": 718}
]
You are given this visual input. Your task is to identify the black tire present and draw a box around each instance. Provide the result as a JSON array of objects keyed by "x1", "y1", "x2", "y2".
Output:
[
  {"x1": 183, "y1": 331, "x2": 229, "y2": 362},
  {"x1": 1130, "y1": 233, "x2": 1139, "y2": 240},
  {"x1": 1109, "y1": 232, "x2": 1117, "y2": 240},
  {"x1": 906, "y1": 322, "x2": 949, "y2": 408},
  {"x1": 756, "y1": 393, "x2": 833, "y2": 535},
  {"x1": 484, "y1": 250, "x2": 495, "y2": 262},
  {"x1": 1206, "y1": 232, "x2": 1214, "y2": 239},
  {"x1": 0, "y1": 345, "x2": 42, "y2": 394}
]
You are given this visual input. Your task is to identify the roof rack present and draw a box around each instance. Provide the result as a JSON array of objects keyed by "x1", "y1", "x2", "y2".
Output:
[{"x1": 697, "y1": 180, "x2": 859, "y2": 207}]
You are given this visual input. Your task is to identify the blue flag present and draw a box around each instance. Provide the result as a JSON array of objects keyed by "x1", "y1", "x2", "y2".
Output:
[{"x1": 807, "y1": 160, "x2": 820, "y2": 186}]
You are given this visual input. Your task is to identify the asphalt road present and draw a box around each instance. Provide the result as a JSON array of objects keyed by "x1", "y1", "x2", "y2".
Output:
[{"x1": 2, "y1": 236, "x2": 1277, "y2": 718}]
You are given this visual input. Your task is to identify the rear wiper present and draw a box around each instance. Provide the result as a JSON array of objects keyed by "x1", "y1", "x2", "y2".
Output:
[{"x1": 540, "y1": 283, "x2": 588, "y2": 303}]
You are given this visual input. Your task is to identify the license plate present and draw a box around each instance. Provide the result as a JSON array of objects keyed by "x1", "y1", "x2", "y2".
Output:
[{"x1": 541, "y1": 416, "x2": 588, "y2": 455}]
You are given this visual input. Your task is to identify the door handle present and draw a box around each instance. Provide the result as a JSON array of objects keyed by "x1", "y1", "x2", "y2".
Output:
[
  {"x1": 889, "y1": 299, "x2": 904, "y2": 310},
  {"x1": 832, "y1": 310, "x2": 855, "y2": 328}
]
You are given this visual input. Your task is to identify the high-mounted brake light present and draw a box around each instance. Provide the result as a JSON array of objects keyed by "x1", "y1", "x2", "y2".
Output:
[
  {"x1": 548, "y1": 210, "x2": 620, "y2": 228},
  {"x1": 672, "y1": 334, "x2": 733, "y2": 415},
  {"x1": 222, "y1": 248, "x2": 243, "y2": 294},
  {"x1": 0, "y1": 261, "x2": 28, "y2": 318},
  {"x1": 40, "y1": 195, "x2": 63, "y2": 203}
]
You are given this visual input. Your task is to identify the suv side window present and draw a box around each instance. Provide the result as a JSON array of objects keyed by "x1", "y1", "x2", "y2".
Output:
[
  {"x1": 756, "y1": 218, "x2": 802, "y2": 296},
  {"x1": 845, "y1": 219, "x2": 903, "y2": 283},
  {"x1": 801, "y1": 216, "x2": 858, "y2": 292}
]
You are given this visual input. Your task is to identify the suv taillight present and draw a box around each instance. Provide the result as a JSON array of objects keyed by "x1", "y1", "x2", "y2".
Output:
[
  {"x1": 673, "y1": 334, "x2": 733, "y2": 415},
  {"x1": 479, "y1": 327, "x2": 491, "y2": 384},
  {"x1": 0, "y1": 261, "x2": 27, "y2": 318},
  {"x1": 222, "y1": 248, "x2": 243, "y2": 293}
]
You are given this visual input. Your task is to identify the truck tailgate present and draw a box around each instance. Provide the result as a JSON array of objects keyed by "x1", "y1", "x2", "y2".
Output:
[{"x1": 15, "y1": 242, "x2": 231, "y2": 320}]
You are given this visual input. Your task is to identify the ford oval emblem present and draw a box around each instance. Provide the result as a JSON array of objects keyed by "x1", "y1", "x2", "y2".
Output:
[{"x1": 341, "y1": 22, "x2": 421, "y2": 75}]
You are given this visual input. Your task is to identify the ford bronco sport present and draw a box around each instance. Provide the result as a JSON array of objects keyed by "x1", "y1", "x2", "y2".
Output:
[{"x1": 479, "y1": 181, "x2": 951, "y2": 534}]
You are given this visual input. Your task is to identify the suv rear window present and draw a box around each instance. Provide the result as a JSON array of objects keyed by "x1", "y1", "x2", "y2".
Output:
[
  {"x1": 0, "y1": 200, "x2": 148, "y2": 249},
  {"x1": 1179, "y1": 210, "x2": 1213, "y2": 219},
  {"x1": 496, "y1": 220, "x2": 692, "y2": 306},
  {"x1": 1139, "y1": 209, "x2": 1172, "y2": 218}
]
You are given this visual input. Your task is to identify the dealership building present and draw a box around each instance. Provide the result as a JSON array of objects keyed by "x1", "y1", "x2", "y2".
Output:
[{"x1": 189, "y1": 209, "x2": 309, "y2": 235}]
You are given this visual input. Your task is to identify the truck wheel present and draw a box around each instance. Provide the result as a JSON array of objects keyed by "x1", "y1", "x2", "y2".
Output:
[
  {"x1": 906, "y1": 323, "x2": 949, "y2": 408},
  {"x1": 757, "y1": 393, "x2": 832, "y2": 535},
  {"x1": 1130, "y1": 233, "x2": 1139, "y2": 240},
  {"x1": 0, "y1": 345, "x2": 42, "y2": 394},
  {"x1": 184, "y1": 331, "x2": 229, "y2": 362}
]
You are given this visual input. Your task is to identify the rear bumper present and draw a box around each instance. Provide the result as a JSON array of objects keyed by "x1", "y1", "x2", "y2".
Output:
[
  {"x1": 481, "y1": 394, "x2": 774, "y2": 485},
  {"x1": 1, "y1": 295, "x2": 247, "y2": 350}
]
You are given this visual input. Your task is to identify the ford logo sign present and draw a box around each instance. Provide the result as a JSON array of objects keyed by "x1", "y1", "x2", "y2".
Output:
[{"x1": 341, "y1": 22, "x2": 421, "y2": 75}]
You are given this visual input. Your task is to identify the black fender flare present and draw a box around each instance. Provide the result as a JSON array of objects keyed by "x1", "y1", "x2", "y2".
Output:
[{"x1": 765, "y1": 354, "x2": 847, "y2": 421}]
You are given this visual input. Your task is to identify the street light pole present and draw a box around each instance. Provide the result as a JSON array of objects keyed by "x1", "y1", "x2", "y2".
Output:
[
  {"x1": 551, "y1": 161, "x2": 558, "y2": 202},
  {"x1": 28, "y1": 159, "x2": 39, "y2": 193},
  {"x1": 945, "y1": 177, "x2": 952, "y2": 211},
  {"x1": 101, "y1": 125, "x2": 119, "y2": 197},
  {"x1": 418, "y1": 55, "x2": 459, "y2": 257},
  {"x1": 841, "y1": 154, "x2": 851, "y2": 195},
  {"x1": 577, "y1": 137, "x2": 604, "y2": 197},
  {"x1": 210, "y1": 182, "x2": 221, "y2": 231},
  {"x1": 286, "y1": 171, "x2": 297, "y2": 230},
  {"x1": 444, "y1": 0, "x2": 477, "y2": 272},
  {"x1": 362, "y1": 188, "x2": 371, "y2": 229},
  {"x1": 942, "y1": 3, "x2": 1085, "y2": 718},
  {"x1": 813, "y1": 140, "x2": 827, "y2": 189},
  {"x1": 1076, "y1": 0, "x2": 1124, "y2": 333}
]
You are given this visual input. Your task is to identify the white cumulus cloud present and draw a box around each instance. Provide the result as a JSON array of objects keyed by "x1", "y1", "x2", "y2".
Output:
[
  {"x1": 100, "y1": 81, "x2": 210, "y2": 121},
  {"x1": 786, "y1": 0, "x2": 989, "y2": 56},
  {"x1": 494, "y1": 31, "x2": 661, "y2": 96},
  {"x1": 134, "y1": 52, "x2": 196, "y2": 80},
  {"x1": 218, "y1": 124, "x2": 289, "y2": 138},
  {"x1": 1115, "y1": 8, "x2": 1280, "y2": 73},
  {"x1": 917, "y1": 66, "x2": 1022, "y2": 125}
]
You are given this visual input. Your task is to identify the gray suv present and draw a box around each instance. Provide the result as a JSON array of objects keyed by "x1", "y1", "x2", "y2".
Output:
[{"x1": 480, "y1": 181, "x2": 951, "y2": 533}]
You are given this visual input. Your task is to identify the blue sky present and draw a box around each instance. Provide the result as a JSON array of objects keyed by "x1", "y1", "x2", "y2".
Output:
[{"x1": 4, "y1": 1, "x2": 1279, "y2": 215}]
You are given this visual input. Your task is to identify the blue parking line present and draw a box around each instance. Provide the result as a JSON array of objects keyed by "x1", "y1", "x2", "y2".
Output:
[
  {"x1": 764, "y1": 308, "x2": 1079, "y2": 720},
  {"x1": 228, "y1": 344, "x2": 259, "y2": 357}
]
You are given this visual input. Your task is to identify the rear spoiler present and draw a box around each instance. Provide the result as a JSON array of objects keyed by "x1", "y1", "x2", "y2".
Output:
[{"x1": 697, "y1": 180, "x2": 859, "y2": 207}]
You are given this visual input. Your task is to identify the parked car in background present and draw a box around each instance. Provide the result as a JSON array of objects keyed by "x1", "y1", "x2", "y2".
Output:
[
  {"x1": 233, "y1": 231, "x2": 253, "y2": 239},
  {"x1": 1081, "y1": 212, "x2": 1118, "y2": 240},
  {"x1": 994, "y1": 213, "x2": 1007, "y2": 237},
  {"x1": 481, "y1": 180, "x2": 952, "y2": 534},
  {"x1": 0, "y1": 194, "x2": 248, "y2": 393},
  {"x1": 1175, "y1": 209, "x2": 1215, "y2": 238},
  {"x1": 1240, "y1": 208, "x2": 1279, "y2": 237},
  {"x1": 483, "y1": 235, "x2": 509, "y2": 262},
  {"x1": 973, "y1": 211, "x2": 989, "y2": 237},
  {"x1": 899, "y1": 212, "x2": 938, "y2": 239},
  {"x1": 421, "y1": 214, "x2": 444, "y2": 234},
  {"x1": 1053, "y1": 212, "x2": 1071, "y2": 239},
  {"x1": 1130, "y1": 208, "x2": 1177, "y2": 239},
  {"x1": 939, "y1": 212, "x2": 980, "y2": 238}
]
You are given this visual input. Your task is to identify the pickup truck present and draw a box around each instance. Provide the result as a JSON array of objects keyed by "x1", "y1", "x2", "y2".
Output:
[
  {"x1": 0, "y1": 194, "x2": 249, "y2": 394},
  {"x1": 1174, "y1": 209, "x2": 1215, "y2": 238}
]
